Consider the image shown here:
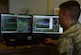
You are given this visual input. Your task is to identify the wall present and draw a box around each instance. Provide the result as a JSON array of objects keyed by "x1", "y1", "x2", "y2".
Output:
[
  {"x1": 9, "y1": 0, "x2": 47, "y2": 14},
  {"x1": 9, "y1": 0, "x2": 68, "y2": 14}
]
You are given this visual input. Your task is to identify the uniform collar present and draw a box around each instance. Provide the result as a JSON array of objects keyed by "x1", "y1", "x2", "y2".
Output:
[{"x1": 61, "y1": 21, "x2": 80, "y2": 37}]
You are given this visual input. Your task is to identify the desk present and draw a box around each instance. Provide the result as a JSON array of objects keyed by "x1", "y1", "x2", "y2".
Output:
[{"x1": 0, "y1": 42, "x2": 59, "y2": 55}]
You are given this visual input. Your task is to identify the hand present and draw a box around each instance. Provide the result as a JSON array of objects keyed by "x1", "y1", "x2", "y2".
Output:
[{"x1": 44, "y1": 38, "x2": 53, "y2": 44}]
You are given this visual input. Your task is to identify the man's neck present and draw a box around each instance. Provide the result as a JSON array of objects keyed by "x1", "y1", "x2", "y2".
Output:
[{"x1": 64, "y1": 21, "x2": 77, "y2": 31}]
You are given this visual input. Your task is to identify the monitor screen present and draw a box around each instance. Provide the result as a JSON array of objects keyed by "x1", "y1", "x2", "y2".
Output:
[
  {"x1": 17, "y1": 15, "x2": 32, "y2": 33},
  {"x1": 1, "y1": 14, "x2": 32, "y2": 33},
  {"x1": 1, "y1": 14, "x2": 17, "y2": 33},
  {"x1": 33, "y1": 15, "x2": 63, "y2": 34}
]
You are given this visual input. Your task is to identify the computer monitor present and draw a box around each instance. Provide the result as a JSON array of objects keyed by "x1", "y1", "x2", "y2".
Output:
[
  {"x1": 32, "y1": 15, "x2": 63, "y2": 34},
  {"x1": 1, "y1": 14, "x2": 17, "y2": 33},
  {"x1": 1, "y1": 14, "x2": 32, "y2": 33}
]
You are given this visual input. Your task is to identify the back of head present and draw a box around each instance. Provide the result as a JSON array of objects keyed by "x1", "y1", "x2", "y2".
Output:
[{"x1": 59, "y1": 1, "x2": 80, "y2": 21}]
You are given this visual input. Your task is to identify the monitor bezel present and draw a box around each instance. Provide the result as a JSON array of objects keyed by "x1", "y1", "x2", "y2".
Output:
[
  {"x1": 32, "y1": 15, "x2": 63, "y2": 34},
  {"x1": 1, "y1": 13, "x2": 32, "y2": 33}
]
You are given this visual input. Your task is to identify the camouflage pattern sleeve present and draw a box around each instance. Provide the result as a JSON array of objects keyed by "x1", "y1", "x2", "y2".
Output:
[
  {"x1": 58, "y1": 37, "x2": 74, "y2": 55},
  {"x1": 75, "y1": 34, "x2": 81, "y2": 55}
]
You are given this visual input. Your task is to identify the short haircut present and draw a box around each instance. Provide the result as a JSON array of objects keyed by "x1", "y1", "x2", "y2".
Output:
[{"x1": 59, "y1": 1, "x2": 80, "y2": 21}]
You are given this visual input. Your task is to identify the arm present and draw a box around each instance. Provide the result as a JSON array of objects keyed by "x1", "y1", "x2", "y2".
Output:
[
  {"x1": 75, "y1": 35, "x2": 81, "y2": 55},
  {"x1": 58, "y1": 37, "x2": 74, "y2": 55}
]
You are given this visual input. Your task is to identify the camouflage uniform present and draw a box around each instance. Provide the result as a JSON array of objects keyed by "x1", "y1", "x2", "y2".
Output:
[{"x1": 58, "y1": 22, "x2": 81, "y2": 55}]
